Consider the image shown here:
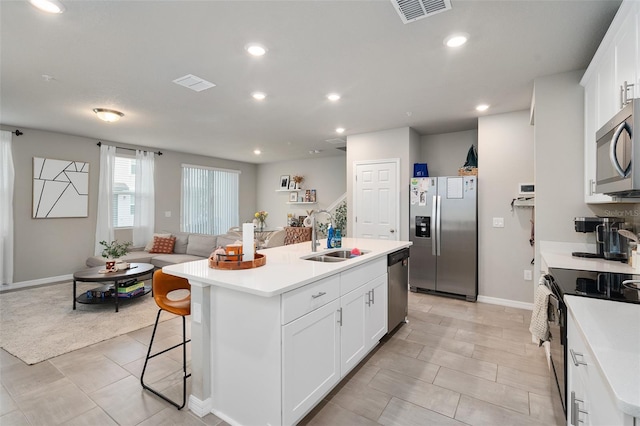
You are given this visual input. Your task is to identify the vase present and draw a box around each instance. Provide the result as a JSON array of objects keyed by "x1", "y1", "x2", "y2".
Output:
[
  {"x1": 259, "y1": 221, "x2": 266, "y2": 231},
  {"x1": 295, "y1": 182, "x2": 300, "y2": 190}
]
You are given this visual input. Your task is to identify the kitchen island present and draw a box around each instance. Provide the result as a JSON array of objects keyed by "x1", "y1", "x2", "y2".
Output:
[{"x1": 163, "y1": 237, "x2": 411, "y2": 425}]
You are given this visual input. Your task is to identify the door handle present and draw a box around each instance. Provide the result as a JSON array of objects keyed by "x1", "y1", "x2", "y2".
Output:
[
  {"x1": 389, "y1": 229, "x2": 395, "y2": 233},
  {"x1": 609, "y1": 121, "x2": 632, "y2": 178},
  {"x1": 431, "y1": 195, "x2": 437, "y2": 256},
  {"x1": 436, "y1": 195, "x2": 442, "y2": 256},
  {"x1": 570, "y1": 349, "x2": 587, "y2": 366}
]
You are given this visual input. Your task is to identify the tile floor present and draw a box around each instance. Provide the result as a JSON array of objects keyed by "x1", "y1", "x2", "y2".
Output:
[{"x1": 0, "y1": 291, "x2": 560, "y2": 425}]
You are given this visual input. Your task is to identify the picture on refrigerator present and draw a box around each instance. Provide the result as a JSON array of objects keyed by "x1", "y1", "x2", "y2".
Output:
[{"x1": 409, "y1": 176, "x2": 478, "y2": 301}]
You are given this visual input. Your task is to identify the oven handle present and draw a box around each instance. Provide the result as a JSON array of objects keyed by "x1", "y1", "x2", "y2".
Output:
[
  {"x1": 547, "y1": 293, "x2": 560, "y2": 325},
  {"x1": 622, "y1": 279, "x2": 640, "y2": 290},
  {"x1": 609, "y1": 121, "x2": 632, "y2": 178}
]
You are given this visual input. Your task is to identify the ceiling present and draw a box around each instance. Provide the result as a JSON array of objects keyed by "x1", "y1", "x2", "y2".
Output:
[{"x1": 0, "y1": 0, "x2": 621, "y2": 164}]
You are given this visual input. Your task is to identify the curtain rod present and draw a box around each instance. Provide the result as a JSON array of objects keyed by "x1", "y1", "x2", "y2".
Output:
[
  {"x1": 96, "y1": 141, "x2": 162, "y2": 156},
  {"x1": 12, "y1": 129, "x2": 23, "y2": 136}
]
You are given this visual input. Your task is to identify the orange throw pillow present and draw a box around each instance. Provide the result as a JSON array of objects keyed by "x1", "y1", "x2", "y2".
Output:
[{"x1": 149, "y1": 236, "x2": 176, "y2": 254}]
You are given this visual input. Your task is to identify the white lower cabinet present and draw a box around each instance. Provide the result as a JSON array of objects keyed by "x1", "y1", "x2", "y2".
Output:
[
  {"x1": 282, "y1": 299, "x2": 341, "y2": 426},
  {"x1": 566, "y1": 311, "x2": 634, "y2": 426},
  {"x1": 282, "y1": 259, "x2": 388, "y2": 425}
]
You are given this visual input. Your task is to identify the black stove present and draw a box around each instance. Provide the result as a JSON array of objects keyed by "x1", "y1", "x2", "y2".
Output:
[{"x1": 548, "y1": 268, "x2": 640, "y2": 304}]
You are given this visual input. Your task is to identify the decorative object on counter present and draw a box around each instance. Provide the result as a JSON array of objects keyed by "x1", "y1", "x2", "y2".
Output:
[
  {"x1": 350, "y1": 247, "x2": 361, "y2": 256},
  {"x1": 289, "y1": 192, "x2": 298, "y2": 202},
  {"x1": 284, "y1": 226, "x2": 312, "y2": 244},
  {"x1": 242, "y1": 223, "x2": 255, "y2": 261},
  {"x1": 292, "y1": 175, "x2": 304, "y2": 189},
  {"x1": 208, "y1": 253, "x2": 266, "y2": 270},
  {"x1": 254, "y1": 210, "x2": 268, "y2": 231},
  {"x1": 279, "y1": 175, "x2": 290, "y2": 189},
  {"x1": 225, "y1": 243, "x2": 243, "y2": 261}
]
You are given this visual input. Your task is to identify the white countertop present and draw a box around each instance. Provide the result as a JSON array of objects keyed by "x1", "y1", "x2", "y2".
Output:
[
  {"x1": 564, "y1": 296, "x2": 640, "y2": 417},
  {"x1": 163, "y1": 237, "x2": 412, "y2": 297},
  {"x1": 541, "y1": 241, "x2": 636, "y2": 274}
]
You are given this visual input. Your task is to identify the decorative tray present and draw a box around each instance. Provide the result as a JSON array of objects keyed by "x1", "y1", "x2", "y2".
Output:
[{"x1": 208, "y1": 253, "x2": 266, "y2": 270}]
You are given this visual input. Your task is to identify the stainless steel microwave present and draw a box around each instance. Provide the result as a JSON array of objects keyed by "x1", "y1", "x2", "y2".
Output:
[{"x1": 596, "y1": 98, "x2": 640, "y2": 196}]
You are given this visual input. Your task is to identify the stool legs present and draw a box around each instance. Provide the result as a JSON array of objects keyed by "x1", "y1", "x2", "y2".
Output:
[{"x1": 140, "y1": 309, "x2": 192, "y2": 409}]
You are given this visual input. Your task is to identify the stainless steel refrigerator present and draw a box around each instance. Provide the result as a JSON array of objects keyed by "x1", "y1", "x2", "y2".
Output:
[{"x1": 409, "y1": 176, "x2": 477, "y2": 301}]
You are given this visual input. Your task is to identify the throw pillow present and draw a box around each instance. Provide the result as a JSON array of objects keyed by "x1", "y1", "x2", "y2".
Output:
[
  {"x1": 145, "y1": 233, "x2": 172, "y2": 251},
  {"x1": 149, "y1": 236, "x2": 176, "y2": 254}
]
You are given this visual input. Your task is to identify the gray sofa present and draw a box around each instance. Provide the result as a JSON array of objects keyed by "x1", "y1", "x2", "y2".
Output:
[{"x1": 86, "y1": 228, "x2": 286, "y2": 268}]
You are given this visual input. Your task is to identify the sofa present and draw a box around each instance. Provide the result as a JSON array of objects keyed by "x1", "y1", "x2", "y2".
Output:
[{"x1": 86, "y1": 228, "x2": 286, "y2": 268}]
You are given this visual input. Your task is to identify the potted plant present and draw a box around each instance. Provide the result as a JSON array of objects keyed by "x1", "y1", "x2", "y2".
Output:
[
  {"x1": 292, "y1": 175, "x2": 304, "y2": 190},
  {"x1": 99, "y1": 240, "x2": 132, "y2": 270}
]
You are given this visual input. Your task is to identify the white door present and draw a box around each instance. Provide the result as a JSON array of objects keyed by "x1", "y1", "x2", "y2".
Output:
[
  {"x1": 365, "y1": 274, "x2": 388, "y2": 349},
  {"x1": 340, "y1": 284, "x2": 368, "y2": 375},
  {"x1": 282, "y1": 299, "x2": 341, "y2": 426},
  {"x1": 354, "y1": 160, "x2": 399, "y2": 240}
]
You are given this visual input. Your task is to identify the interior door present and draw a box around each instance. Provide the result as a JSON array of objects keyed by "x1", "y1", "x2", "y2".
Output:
[{"x1": 354, "y1": 160, "x2": 399, "y2": 240}]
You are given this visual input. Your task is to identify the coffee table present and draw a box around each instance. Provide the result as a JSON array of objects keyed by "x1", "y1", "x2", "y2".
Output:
[{"x1": 73, "y1": 263, "x2": 155, "y2": 312}]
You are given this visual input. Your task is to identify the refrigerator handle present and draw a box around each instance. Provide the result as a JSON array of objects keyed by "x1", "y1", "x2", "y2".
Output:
[
  {"x1": 436, "y1": 195, "x2": 442, "y2": 256},
  {"x1": 431, "y1": 195, "x2": 437, "y2": 256}
]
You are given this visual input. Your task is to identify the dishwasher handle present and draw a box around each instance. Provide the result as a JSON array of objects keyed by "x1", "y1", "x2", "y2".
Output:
[{"x1": 388, "y1": 248, "x2": 410, "y2": 266}]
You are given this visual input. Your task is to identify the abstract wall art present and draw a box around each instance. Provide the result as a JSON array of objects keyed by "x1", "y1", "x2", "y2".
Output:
[{"x1": 33, "y1": 157, "x2": 89, "y2": 218}]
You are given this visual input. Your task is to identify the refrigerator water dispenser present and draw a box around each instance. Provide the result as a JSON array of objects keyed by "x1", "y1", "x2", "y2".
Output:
[{"x1": 415, "y1": 216, "x2": 430, "y2": 238}]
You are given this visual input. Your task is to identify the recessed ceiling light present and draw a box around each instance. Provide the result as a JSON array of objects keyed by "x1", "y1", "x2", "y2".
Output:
[
  {"x1": 252, "y1": 92, "x2": 266, "y2": 100},
  {"x1": 29, "y1": 0, "x2": 65, "y2": 13},
  {"x1": 444, "y1": 33, "x2": 469, "y2": 48},
  {"x1": 476, "y1": 104, "x2": 490, "y2": 112},
  {"x1": 245, "y1": 44, "x2": 267, "y2": 57},
  {"x1": 336, "y1": 127, "x2": 345, "y2": 134},
  {"x1": 93, "y1": 108, "x2": 124, "y2": 123},
  {"x1": 327, "y1": 93, "x2": 341, "y2": 101},
  {"x1": 253, "y1": 149, "x2": 262, "y2": 155}
]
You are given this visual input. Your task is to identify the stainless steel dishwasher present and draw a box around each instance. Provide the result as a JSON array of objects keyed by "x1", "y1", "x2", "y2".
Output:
[{"x1": 387, "y1": 248, "x2": 409, "y2": 333}]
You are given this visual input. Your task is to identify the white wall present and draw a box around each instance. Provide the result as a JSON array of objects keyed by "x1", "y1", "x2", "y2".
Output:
[
  {"x1": 346, "y1": 127, "x2": 416, "y2": 241},
  {"x1": 478, "y1": 110, "x2": 535, "y2": 304},
  {"x1": 256, "y1": 156, "x2": 346, "y2": 229},
  {"x1": 421, "y1": 130, "x2": 478, "y2": 176}
]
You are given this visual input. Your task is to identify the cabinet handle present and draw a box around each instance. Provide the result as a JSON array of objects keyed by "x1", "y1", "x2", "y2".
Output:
[
  {"x1": 570, "y1": 349, "x2": 587, "y2": 366},
  {"x1": 337, "y1": 307, "x2": 342, "y2": 326},
  {"x1": 621, "y1": 81, "x2": 635, "y2": 108},
  {"x1": 366, "y1": 290, "x2": 371, "y2": 306},
  {"x1": 311, "y1": 291, "x2": 326, "y2": 299},
  {"x1": 371, "y1": 288, "x2": 375, "y2": 304}
]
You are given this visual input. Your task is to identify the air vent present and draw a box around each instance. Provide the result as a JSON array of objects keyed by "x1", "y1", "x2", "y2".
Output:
[
  {"x1": 390, "y1": 0, "x2": 451, "y2": 24},
  {"x1": 172, "y1": 74, "x2": 216, "y2": 92},
  {"x1": 325, "y1": 138, "x2": 346, "y2": 145}
]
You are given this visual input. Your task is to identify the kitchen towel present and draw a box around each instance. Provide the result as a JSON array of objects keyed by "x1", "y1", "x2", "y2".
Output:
[{"x1": 529, "y1": 275, "x2": 552, "y2": 346}]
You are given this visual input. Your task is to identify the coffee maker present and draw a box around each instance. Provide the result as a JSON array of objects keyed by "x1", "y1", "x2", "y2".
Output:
[{"x1": 573, "y1": 217, "x2": 629, "y2": 261}]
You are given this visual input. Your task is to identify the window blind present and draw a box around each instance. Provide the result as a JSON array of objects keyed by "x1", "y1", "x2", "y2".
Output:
[{"x1": 181, "y1": 164, "x2": 239, "y2": 235}]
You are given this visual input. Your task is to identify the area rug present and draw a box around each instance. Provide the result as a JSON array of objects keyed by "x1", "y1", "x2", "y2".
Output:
[{"x1": 0, "y1": 281, "x2": 169, "y2": 365}]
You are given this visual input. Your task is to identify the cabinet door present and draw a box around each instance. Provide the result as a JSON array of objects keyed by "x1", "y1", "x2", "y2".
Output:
[
  {"x1": 597, "y1": 48, "x2": 616, "y2": 130},
  {"x1": 614, "y1": 10, "x2": 638, "y2": 107},
  {"x1": 340, "y1": 283, "x2": 369, "y2": 375},
  {"x1": 365, "y1": 274, "x2": 388, "y2": 349},
  {"x1": 584, "y1": 76, "x2": 613, "y2": 203},
  {"x1": 282, "y1": 299, "x2": 340, "y2": 426}
]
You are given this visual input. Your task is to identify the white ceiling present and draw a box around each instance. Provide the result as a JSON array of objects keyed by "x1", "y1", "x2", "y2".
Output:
[{"x1": 0, "y1": 0, "x2": 621, "y2": 164}]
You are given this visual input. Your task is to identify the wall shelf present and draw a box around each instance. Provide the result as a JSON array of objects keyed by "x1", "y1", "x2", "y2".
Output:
[
  {"x1": 286, "y1": 202, "x2": 316, "y2": 205},
  {"x1": 512, "y1": 197, "x2": 534, "y2": 208},
  {"x1": 275, "y1": 189, "x2": 301, "y2": 192}
]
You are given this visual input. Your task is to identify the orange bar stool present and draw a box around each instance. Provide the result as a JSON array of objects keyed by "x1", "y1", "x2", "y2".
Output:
[{"x1": 141, "y1": 270, "x2": 192, "y2": 409}]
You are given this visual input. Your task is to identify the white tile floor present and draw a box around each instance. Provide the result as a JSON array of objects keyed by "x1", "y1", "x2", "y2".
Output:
[{"x1": 1, "y1": 291, "x2": 560, "y2": 425}]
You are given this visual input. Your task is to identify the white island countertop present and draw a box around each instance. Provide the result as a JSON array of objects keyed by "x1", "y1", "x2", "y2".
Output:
[
  {"x1": 564, "y1": 296, "x2": 640, "y2": 417},
  {"x1": 540, "y1": 241, "x2": 636, "y2": 274},
  {"x1": 163, "y1": 237, "x2": 412, "y2": 297}
]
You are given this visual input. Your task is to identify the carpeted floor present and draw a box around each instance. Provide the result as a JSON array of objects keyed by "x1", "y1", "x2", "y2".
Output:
[{"x1": 0, "y1": 281, "x2": 170, "y2": 365}]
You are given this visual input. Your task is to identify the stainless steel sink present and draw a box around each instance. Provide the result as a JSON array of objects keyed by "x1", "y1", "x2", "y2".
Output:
[
  {"x1": 303, "y1": 255, "x2": 347, "y2": 263},
  {"x1": 324, "y1": 249, "x2": 370, "y2": 259},
  {"x1": 302, "y1": 249, "x2": 370, "y2": 262}
]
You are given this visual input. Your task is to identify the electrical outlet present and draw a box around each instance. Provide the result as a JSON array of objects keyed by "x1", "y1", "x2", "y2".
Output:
[
  {"x1": 164, "y1": 211, "x2": 172, "y2": 218},
  {"x1": 193, "y1": 302, "x2": 202, "y2": 323},
  {"x1": 492, "y1": 217, "x2": 505, "y2": 228},
  {"x1": 524, "y1": 270, "x2": 533, "y2": 281}
]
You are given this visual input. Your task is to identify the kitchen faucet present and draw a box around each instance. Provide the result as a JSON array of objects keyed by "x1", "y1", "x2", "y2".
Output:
[{"x1": 311, "y1": 209, "x2": 333, "y2": 252}]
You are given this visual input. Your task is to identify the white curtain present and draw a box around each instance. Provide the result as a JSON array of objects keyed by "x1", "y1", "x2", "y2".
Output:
[
  {"x1": 133, "y1": 150, "x2": 155, "y2": 247},
  {"x1": 0, "y1": 131, "x2": 14, "y2": 284},
  {"x1": 94, "y1": 144, "x2": 116, "y2": 255}
]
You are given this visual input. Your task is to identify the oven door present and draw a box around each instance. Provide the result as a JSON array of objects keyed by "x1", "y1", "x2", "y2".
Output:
[{"x1": 548, "y1": 293, "x2": 566, "y2": 423}]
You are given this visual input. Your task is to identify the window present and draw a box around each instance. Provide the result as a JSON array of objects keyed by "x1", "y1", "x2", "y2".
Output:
[
  {"x1": 113, "y1": 156, "x2": 136, "y2": 228},
  {"x1": 181, "y1": 164, "x2": 239, "y2": 235}
]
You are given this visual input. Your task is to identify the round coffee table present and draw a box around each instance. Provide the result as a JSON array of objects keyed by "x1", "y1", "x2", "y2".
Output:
[{"x1": 73, "y1": 263, "x2": 155, "y2": 312}]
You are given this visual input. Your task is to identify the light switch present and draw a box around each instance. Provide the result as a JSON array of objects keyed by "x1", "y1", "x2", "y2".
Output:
[
  {"x1": 164, "y1": 211, "x2": 172, "y2": 218},
  {"x1": 492, "y1": 217, "x2": 505, "y2": 228},
  {"x1": 193, "y1": 302, "x2": 202, "y2": 323},
  {"x1": 524, "y1": 270, "x2": 532, "y2": 280}
]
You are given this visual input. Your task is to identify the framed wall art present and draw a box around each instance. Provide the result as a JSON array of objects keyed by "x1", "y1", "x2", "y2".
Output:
[
  {"x1": 33, "y1": 157, "x2": 89, "y2": 218},
  {"x1": 279, "y1": 175, "x2": 290, "y2": 190}
]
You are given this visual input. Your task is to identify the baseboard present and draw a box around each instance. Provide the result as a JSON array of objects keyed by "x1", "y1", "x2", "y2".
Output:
[
  {"x1": 477, "y1": 295, "x2": 533, "y2": 311},
  {"x1": 0, "y1": 274, "x2": 73, "y2": 292},
  {"x1": 188, "y1": 395, "x2": 212, "y2": 418}
]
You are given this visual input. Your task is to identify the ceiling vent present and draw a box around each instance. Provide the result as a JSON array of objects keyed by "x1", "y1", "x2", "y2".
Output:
[
  {"x1": 172, "y1": 74, "x2": 215, "y2": 92},
  {"x1": 390, "y1": 0, "x2": 452, "y2": 24},
  {"x1": 325, "y1": 138, "x2": 346, "y2": 145}
]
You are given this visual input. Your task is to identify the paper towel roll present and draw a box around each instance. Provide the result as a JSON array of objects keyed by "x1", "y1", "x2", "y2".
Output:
[{"x1": 243, "y1": 223, "x2": 255, "y2": 261}]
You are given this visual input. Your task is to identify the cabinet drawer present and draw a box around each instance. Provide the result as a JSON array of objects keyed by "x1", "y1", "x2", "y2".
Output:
[
  {"x1": 340, "y1": 257, "x2": 386, "y2": 295},
  {"x1": 281, "y1": 275, "x2": 340, "y2": 324}
]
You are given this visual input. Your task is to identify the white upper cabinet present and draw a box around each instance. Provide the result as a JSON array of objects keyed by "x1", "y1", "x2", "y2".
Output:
[{"x1": 581, "y1": 0, "x2": 639, "y2": 203}]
